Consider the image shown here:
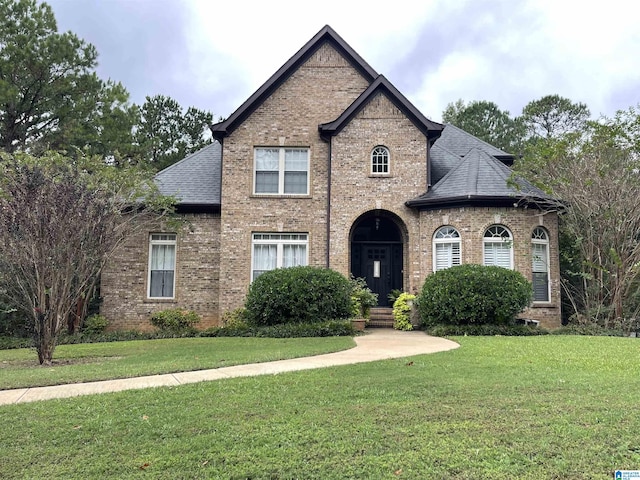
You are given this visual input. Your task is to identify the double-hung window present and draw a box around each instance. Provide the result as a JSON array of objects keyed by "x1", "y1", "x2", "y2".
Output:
[
  {"x1": 148, "y1": 233, "x2": 177, "y2": 298},
  {"x1": 433, "y1": 226, "x2": 461, "y2": 271},
  {"x1": 532, "y1": 227, "x2": 550, "y2": 302},
  {"x1": 252, "y1": 233, "x2": 308, "y2": 280},
  {"x1": 483, "y1": 225, "x2": 513, "y2": 269},
  {"x1": 254, "y1": 148, "x2": 309, "y2": 195}
]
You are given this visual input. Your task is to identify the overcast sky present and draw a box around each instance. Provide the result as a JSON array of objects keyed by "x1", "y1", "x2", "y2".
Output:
[{"x1": 46, "y1": 0, "x2": 640, "y2": 123}]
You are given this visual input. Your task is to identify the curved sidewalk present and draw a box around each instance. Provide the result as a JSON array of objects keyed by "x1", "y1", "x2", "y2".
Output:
[{"x1": 0, "y1": 330, "x2": 459, "y2": 406}]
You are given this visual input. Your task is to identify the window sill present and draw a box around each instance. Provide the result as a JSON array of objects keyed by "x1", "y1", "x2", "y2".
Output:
[
  {"x1": 368, "y1": 174, "x2": 392, "y2": 178},
  {"x1": 250, "y1": 194, "x2": 312, "y2": 199},
  {"x1": 531, "y1": 302, "x2": 556, "y2": 308},
  {"x1": 144, "y1": 298, "x2": 177, "y2": 303}
]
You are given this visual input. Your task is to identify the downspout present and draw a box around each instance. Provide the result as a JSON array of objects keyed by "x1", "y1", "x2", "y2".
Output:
[{"x1": 326, "y1": 137, "x2": 332, "y2": 268}]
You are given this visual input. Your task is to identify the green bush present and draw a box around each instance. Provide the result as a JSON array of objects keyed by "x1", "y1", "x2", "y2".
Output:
[
  {"x1": 221, "y1": 307, "x2": 249, "y2": 329},
  {"x1": 392, "y1": 292, "x2": 415, "y2": 331},
  {"x1": 150, "y1": 308, "x2": 201, "y2": 333},
  {"x1": 350, "y1": 276, "x2": 378, "y2": 318},
  {"x1": 244, "y1": 266, "x2": 353, "y2": 327},
  {"x1": 82, "y1": 314, "x2": 109, "y2": 335},
  {"x1": 201, "y1": 320, "x2": 356, "y2": 338},
  {"x1": 425, "y1": 324, "x2": 548, "y2": 337},
  {"x1": 418, "y1": 264, "x2": 532, "y2": 327}
]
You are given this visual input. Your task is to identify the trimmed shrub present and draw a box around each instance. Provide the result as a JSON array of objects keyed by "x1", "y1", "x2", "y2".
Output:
[
  {"x1": 150, "y1": 308, "x2": 200, "y2": 333},
  {"x1": 418, "y1": 264, "x2": 532, "y2": 327},
  {"x1": 82, "y1": 314, "x2": 109, "y2": 335},
  {"x1": 392, "y1": 293, "x2": 415, "y2": 331},
  {"x1": 201, "y1": 320, "x2": 356, "y2": 338},
  {"x1": 425, "y1": 324, "x2": 548, "y2": 337},
  {"x1": 244, "y1": 266, "x2": 352, "y2": 327}
]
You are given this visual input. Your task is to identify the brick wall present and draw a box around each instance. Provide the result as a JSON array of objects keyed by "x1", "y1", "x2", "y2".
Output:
[
  {"x1": 100, "y1": 213, "x2": 221, "y2": 331},
  {"x1": 218, "y1": 41, "x2": 371, "y2": 313},
  {"x1": 418, "y1": 207, "x2": 561, "y2": 328}
]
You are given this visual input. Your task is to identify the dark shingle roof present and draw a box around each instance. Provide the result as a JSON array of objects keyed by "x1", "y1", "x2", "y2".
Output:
[
  {"x1": 155, "y1": 141, "x2": 221, "y2": 207},
  {"x1": 407, "y1": 147, "x2": 554, "y2": 210},
  {"x1": 434, "y1": 123, "x2": 514, "y2": 163}
]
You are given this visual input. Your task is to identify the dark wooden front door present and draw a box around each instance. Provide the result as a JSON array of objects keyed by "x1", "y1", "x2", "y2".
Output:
[{"x1": 351, "y1": 243, "x2": 402, "y2": 306}]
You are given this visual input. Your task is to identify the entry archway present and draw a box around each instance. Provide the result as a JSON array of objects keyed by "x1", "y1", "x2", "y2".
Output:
[{"x1": 350, "y1": 211, "x2": 405, "y2": 306}]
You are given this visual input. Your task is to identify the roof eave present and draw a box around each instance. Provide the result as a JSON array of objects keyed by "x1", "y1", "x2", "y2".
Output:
[{"x1": 405, "y1": 194, "x2": 556, "y2": 211}]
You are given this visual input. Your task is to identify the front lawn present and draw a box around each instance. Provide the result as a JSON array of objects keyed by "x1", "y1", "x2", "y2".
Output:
[
  {"x1": 0, "y1": 336, "x2": 355, "y2": 390},
  {"x1": 1, "y1": 335, "x2": 639, "y2": 478}
]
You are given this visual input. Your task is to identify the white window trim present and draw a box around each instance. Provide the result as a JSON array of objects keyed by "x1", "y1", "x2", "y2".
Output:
[
  {"x1": 483, "y1": 225, "x2": 514, "y2": 270},
  {"x1": 532, "y1": 227, "x2": 551, "y2": 303},
  {"x1": 147, "y1": 233, "x2": 177, "y2": 299},
  {"x1": 432, "y1": 226, "x2": 461, "y2": 272},
  {"x1": 370, "y1": 145, "x2": 390, "y2": 175},
  {"x1": 251, "y1": 233, "x2": 309, "y2": 281},
  {"x1": 253, "y1": 147, "x2": 310, "y2": 195}
]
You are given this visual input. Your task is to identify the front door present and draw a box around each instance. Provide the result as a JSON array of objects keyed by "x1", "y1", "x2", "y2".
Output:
[{"x1": 350, "y1": 214, "x2": 404, "y2": 306}]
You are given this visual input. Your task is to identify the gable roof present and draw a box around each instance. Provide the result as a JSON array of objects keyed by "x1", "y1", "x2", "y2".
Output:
[
  {"x1": 434, "y1": 123, "x2": 514, "y2": 164},
  {"x1": 318, "y1": 75, "x2": 443, "y2": 143},
  {"x1": 406, "y1": 147, "x2": 554, "y2": 210},
  {"x1": 211, "y1": 25, "x2": 378, "y2": 140},
  {"x1": 155, "y1": 141, "x2": 221, "y2": 210}
]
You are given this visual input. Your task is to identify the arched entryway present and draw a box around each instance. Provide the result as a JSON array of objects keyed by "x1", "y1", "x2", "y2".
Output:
[{"x1": 350, "y1": 211, "x2": 405, "y2": 307}]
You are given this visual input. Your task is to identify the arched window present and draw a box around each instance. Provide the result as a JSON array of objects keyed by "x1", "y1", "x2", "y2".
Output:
[
  {"x1": 371, "y1": 146, "x2": 389, "y2": 174},
  {"x1": 483, "y1": 225, "x2": 513, "y2": 269},
  {"x1": 531, "y1": 227, "x2": 550, "y2": 302},
  {"x1": 433, "y1": 226, "x2": 461, "y2": 271}
]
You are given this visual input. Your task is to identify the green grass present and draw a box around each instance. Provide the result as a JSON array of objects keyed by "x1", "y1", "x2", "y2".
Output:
[
  {"x1": 0, "y1": 336, "x2": 355, "y2": 390},
  {"x1": 1, "y1": 335, "x2": 639, "y2": 478}
]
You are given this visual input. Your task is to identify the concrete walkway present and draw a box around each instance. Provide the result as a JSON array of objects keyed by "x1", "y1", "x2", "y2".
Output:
[{"x1": 0, "y1": 330, "x2": 459, "y2": 406}]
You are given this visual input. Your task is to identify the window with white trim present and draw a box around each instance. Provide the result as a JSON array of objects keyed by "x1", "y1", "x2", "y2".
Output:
[
  {"x1": 371, "y1": 146, "x2": 389, "y2": 174},
  {"x1": 254, "y1": 147, "x2": 309, "y2": 195},
  {"x1": 148, "y1": 233, "x2": 177, "y2": 298},
  {"x1": 483, "y1": 225, "x2": 513, "y2": 269},
  {"x1": 251, "y1": 233, "x2": 308, "y2": 281},
  {"x1": 433, "y1": 226, "x2": 461, "y2": 271},
  {"x1": 532, "y1": 227, "x2": 550, "y2": 302}
]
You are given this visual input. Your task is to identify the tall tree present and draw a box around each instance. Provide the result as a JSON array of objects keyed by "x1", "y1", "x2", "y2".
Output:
[
  {"x1": 135, "y1": 95, "x2": 213, "y2": 170},
  {"x1": 521, "y1": 94, "x2": 591, "y2": 139},
  {"x1": 513, "y1": 106, "x2": 640, "y2": 328},
  {"x1": 0, "y1": 152, "x2": 174, "y2": 364},
  {"x1": 442, "y1": 99, "x2": 525, "y2": 154},
  {"x1": 0, "y1": 0, "x2": 102, "y2": 152}
]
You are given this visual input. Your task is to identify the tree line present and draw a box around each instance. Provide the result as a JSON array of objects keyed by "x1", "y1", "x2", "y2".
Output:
[{"x1": 0, "y1": 0, "x2": 213, "y2": 170}]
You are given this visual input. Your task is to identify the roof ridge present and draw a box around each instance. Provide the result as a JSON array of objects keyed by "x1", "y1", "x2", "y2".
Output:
[{"x1": 443, "y1": 123, "x2": 513, "y2": 158}]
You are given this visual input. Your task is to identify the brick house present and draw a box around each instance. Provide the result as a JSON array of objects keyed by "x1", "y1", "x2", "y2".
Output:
[{"x1": 100, "y1": 25, "x2": 561, "y2": 330}]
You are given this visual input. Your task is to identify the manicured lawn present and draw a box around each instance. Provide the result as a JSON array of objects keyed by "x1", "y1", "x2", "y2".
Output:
[
  {"x1": 0, "y1": 336, "x2": 355, "y2": 390},
  {"x1": 1, "y1": 335, "x2": 639, "y2": 479}
]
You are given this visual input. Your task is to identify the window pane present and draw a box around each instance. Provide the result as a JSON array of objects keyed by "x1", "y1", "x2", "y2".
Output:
[
  {"x1": 150, "y1": 271, "x2": 174, "y2": 298},
  {"x1": 532, "y1": 272, "x2": 549, "y2": 301},
  {"x1": 532, "y1": 243, "x2": 548, "y2": 272},
  {"x1": 284, "y1": 149, "x2": 308, "y2": 170},
  {"x1": 283, "y1": 244, "x2": 307, "y2": 267},
  {"x1": 151, "y1": 244, "x2": 175, "y2": 270},
  {"x1": 284, "y1": 172, "x2": 307, "y2": 194},
  {"x1": 255, "y1": 149, "x2": 279, "y2": 170},
  {"x1": 484, "y1": 243, "x2": 511, "y2": 269},
  {"x1": 255, "y1": 172, "x2": 279, "y2": 193}
]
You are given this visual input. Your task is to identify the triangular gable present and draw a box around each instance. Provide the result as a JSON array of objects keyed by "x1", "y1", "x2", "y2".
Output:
[
  {"x1": 318, "y1": 75, "x2": 443, "y2": 143},
  {"x1": 211, "y1": 25, "x2": 378, "y2": 140},
  {"x1": 406, "y1": 148, "x2": 554, "y2": 210}
]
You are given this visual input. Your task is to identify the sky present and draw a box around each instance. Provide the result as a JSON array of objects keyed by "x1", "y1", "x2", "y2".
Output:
[{"x1": 46, "y1": 0, "x2": 640, "y2": 123}]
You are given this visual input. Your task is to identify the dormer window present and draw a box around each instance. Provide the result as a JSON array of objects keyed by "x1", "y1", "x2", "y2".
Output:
[{"x1": 371, "y1": 146, "x2": 390, "y2": 174}]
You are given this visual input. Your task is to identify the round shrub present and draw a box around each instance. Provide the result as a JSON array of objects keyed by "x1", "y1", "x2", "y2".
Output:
[
  {"x1": 150, "y1": 308, "x2": 200, "y2": 333},
  {"x1": 418, "y1": 264, "x2": 532, "y2": 327},
  {"x1": 244, "y1": 266, "x2": 352, "y2": 326}
]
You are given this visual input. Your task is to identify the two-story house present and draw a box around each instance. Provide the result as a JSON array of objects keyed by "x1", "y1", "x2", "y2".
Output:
[{"x1": 100, "y1": 26, "x2": 561, "y2": 330}]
